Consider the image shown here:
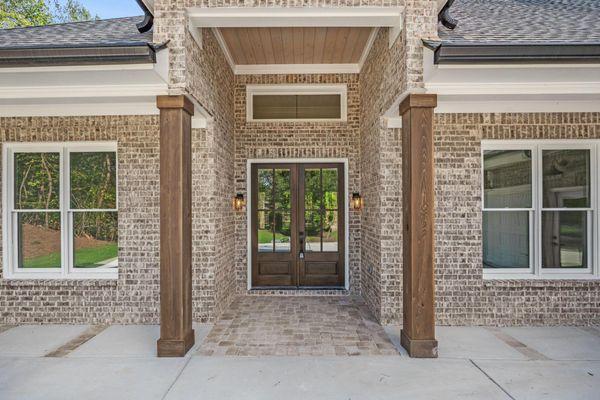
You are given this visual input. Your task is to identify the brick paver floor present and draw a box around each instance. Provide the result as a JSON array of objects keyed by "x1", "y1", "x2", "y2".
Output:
[{"x1": 197, "y1": 296, "x2": 399, "y2": 356}]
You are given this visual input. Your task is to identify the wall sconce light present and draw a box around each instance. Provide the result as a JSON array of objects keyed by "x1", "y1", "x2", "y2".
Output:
[
  {"x1": 233, "y1": 193, "x2": 246, "y2": 211},
  {"x1": 351, "y1": 192, "x2": 364, "y2": 211}
]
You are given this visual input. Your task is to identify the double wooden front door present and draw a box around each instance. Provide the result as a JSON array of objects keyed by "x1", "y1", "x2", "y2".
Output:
[{"x1": 251, "y1": 163, "x2": 345, "y2": 288}]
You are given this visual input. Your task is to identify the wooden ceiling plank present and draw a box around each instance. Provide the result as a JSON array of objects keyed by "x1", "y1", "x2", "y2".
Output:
[
  {"x1": 248, "y1": 28, "x2": 267, "y2": 64},
  {"x1": 322, "y1": 27, "x2": 338, "y2": 64},
  {"x1": 303, "y1": 27, "x2": 316, "y2": 64},
  {"x1": 292, "y1": 27, "x2": 304, "y2": 64},
  {"x1": 351, "y1": 28, "x2": 373, "y2": 63},
  {"x1": 341, "y1": 28, "x2": 361, "y2": 63},
  {"x1": 259, "y1": 28, "x2": 276, "y2": 64},
  {"x1": 270, "y1": 27, "x2": 285, "y2": 64},
  {"x1": 239, "y1": 28, "x2": 257, "y2": 65},
  {"x1": 331, "y1": 27, "x2": 350, "y2": 63},
  {"x1": 312, "y1": 27, "x2": 327, "y2": 64},
  {"x1": 281, "y1": 28, "x2": 295, "y2": 64},
  {"x1": 220, "y1": 28, "x2": 247, "y2": 65}
]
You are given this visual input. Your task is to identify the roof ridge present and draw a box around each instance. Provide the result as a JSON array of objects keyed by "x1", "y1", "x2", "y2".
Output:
[{"x1": 0, "y1": 15, "x2": 145, "y2": 32}]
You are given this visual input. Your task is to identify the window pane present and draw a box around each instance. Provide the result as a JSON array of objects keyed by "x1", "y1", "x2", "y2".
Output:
[
  {"x1": 305, "y1": 212, "x2": 321, "y2": 252},
  {"x1": 70, "y1": 152, "x2": 117, "y2": 209},
  {"x1": 274, "y1": 212, "x2": 291, "y2": 253},
  {"x1": 14, "y1": 152, "x2": 60, "y2": 210},
  {"x1": 257, "y1": 210, "x2": 273, "y2": 252},
  {"x1": 305, "y1": 169, "x2": 321, "y2": 210},
  {"x1": 483, "y1": 150, "x2": 532, "y2": 208},
  {"x1": 483, "y1": 211, "x2": 529, "y2": 269},
  {"x1": 322, "y1": 168, "x2": 338, "y2": 210},
  {"x1": 274, "y1": 169, "x2": 290, "y2": 211},
  {"x1": 542, "y1": 150, "x2": 590, "y2": 208},
  {"x1": 323, "y1": 210, "x2": 338, "y2": 252},
  {"x1": 296, "y1": 95, "x2": 341, "y2": 119},
  {"x1": 542, "y1": 211, "x2": 587, "y2": 269},
  {"x1": 73, "y1": 212, "x2": 118, "y2": 269},
  {"x1": 257, "y1": 169, "x2": 273, "y2": 210},
  {"x1": 17, "y1": 212, "x2": 61, "y2": 269},
  {"x1": 253, "y1": 95, "x2": 297, "y2": 119}
]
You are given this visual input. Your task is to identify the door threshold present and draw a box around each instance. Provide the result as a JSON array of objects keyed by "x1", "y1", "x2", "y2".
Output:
[{"x1": 250, "y1": 286, "x2": 347, "y2": 291}]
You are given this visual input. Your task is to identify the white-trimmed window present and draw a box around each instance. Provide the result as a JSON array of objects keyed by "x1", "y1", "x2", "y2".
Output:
[
  {"x1": 3, "y1": 142, "x2": 118, "y2": 280},
  {"x1": 246, "y1": 84, "x2": 347, "y2": 122},
  {"x1": 482, "y1": 140, "x2": 599, "y2": 279}
]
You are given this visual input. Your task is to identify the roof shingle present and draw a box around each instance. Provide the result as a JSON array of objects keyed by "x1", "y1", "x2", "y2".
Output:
[
  {"x1": 439, "y1": 0, "x2": 600, "y2": 45},
  {"x1": 0, "y1": 16, "x2": 152, "y2": 50}
]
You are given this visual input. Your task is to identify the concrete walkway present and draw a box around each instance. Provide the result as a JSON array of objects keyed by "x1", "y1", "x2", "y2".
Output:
[{"x1": 0, "y1": 324, "x2": 598, "y2": 399}]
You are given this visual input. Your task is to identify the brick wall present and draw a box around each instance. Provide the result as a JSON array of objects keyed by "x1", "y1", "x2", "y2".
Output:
[
  {"x1": 234, "y1": 74, "x2": 362, "y2": 295},
  {"x1": 372, "y1": 113, "x2": 600, "y2": 326}
]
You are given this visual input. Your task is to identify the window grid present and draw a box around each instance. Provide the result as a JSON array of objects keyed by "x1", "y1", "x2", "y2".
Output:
[
  {"x1": 3, "y1": 142, "x2": 118, "y2": 280},
  {"x1": 482, "y1": 140, "x2": 599, "y2": 280}
]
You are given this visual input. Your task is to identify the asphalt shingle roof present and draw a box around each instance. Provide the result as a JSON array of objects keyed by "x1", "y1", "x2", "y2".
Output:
[
  {"x1": 0, "y1": 16, "x2": 152, "y2": 50},
  {"x1": 439, "y1": 0, "x2": 600, "y2": 45}
]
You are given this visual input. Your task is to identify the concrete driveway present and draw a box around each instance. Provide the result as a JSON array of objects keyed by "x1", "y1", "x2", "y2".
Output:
[{"x1": 0, "y1": 324, "x2": 598, "y2": 400}]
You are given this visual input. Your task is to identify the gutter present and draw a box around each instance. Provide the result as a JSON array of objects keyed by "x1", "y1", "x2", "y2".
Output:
[
  {"x1": 424, "y1": 41, "x2": 600, "y2": 64},
  {"x1": 135, "y1": 0, "x2": 154, "y2": 33},
  {"x1": 0, "y1": 43, "x2": 157, "y2": 67}
]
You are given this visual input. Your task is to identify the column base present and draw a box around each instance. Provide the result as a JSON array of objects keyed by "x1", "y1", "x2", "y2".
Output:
[
  {"x1": 401, "y1": 329, "x2": 438, "y2": 358},
  {"x1": 157, "y1": 329, "x2": 195, "y2": 357}
]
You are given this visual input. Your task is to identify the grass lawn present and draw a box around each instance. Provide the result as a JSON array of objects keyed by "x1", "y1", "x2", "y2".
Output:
[
  {"x1": 22, "y1": 243, "x2": 118, "y2": 269},
  {"x1": 258, "y1": 229, "x2": 289, "y2": 243}
]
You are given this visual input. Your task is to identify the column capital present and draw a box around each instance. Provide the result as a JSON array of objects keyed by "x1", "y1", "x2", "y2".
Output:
[
  {"x1": 399, "y1": 93, "x2": 437, "y2": 115},
  {"x1": 157, "y1": 95, "x2": 195, "y2": 116}
]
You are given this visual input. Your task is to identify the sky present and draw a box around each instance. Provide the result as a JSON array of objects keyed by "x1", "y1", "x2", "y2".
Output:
[{"x1": 61, "y1": 0, "x2": 144, "y2": 19}]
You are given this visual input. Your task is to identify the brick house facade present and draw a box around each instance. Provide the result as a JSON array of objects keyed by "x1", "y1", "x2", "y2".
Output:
[{"x1": 0, "y1": 0, "x2": 599, "y2": 357}]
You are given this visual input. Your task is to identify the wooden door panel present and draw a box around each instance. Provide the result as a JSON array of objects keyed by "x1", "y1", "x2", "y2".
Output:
[{"x1": 251, "y1": 162, "x2": 345, "y2": 288}]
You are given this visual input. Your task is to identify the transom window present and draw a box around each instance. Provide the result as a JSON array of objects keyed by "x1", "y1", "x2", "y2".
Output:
[
  {"x1": 482, "y1": 140, "x2": 599, "y2": 279},
  {"x1": 3, "y1": 143, "x2": 118, "y2": 279},
  {"x1": 246, "y1": 84, "x2": 347, "y2": 122}
]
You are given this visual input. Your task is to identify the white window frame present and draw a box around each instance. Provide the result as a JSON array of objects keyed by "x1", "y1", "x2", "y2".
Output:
[
  {"x1": 2, "y1": 142, "x2": 118, "y2": 280},
  {"x1": 482, "y1": 139, "x2": 599, "y2": 280},
  {"x1": 246, "y1": 84, "x2": 348, "y2": 123}
]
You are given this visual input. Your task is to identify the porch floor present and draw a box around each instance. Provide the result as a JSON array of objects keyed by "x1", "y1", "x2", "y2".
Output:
[{"x1": 197, "y1": 296, "x2": 398, "y2": 356}]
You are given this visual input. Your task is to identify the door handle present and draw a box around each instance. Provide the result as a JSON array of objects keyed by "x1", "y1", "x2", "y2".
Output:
[{"x1": 299, "y1": 231, "x2": 305, "y2": 259}]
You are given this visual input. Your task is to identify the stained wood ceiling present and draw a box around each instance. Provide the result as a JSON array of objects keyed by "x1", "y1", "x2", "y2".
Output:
[{"x1": 218, "y1": 27, "x2": 374, "y2": 65}]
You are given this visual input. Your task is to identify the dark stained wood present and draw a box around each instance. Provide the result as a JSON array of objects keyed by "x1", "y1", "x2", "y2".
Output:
[
  {"x1": 399, "y1": 93, "x2": 438, "y2": 358},
  {"x1": 251, "y1": 162, "x2": 345, "y2": 288},
  {"x1": 156, "y1": 95, "x2": 195, "y2": 357}
]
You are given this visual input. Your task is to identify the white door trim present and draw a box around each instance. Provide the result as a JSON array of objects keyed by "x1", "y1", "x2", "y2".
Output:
[{"x1": 246, "y1": 158, "x2": 350, "y2": 290}]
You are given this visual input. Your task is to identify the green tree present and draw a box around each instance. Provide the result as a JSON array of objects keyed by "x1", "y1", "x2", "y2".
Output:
[{"x1": 0, "y1": 0, "x2": 96, "y2": 29}]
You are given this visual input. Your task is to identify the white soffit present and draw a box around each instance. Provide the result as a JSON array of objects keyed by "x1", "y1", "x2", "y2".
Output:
[
  {"x1": 188, "y1": 7, "x2": 401, "y2": 74},
  {"x1": 415, "y1": 47, "x2": 600, "y2": 114}
]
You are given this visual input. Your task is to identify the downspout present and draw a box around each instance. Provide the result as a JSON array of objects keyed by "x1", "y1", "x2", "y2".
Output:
[
  {"x1": 438, "y1": 0, "x2": 458, "y2": 30},
  {"x1": 135, "y1": 0, "x2": 154, "y2": 33}
]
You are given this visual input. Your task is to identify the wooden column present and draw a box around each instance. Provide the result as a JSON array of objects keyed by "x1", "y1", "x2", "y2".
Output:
[
  {"x1": 157, "y1": 95, "x2": 194, "y2": 357},
  {"x1": 399, "y1": 93, "x2": 438, "y2": 358}
]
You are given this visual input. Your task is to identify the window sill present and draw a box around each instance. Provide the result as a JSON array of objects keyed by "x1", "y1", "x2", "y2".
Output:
[
  {"x1": 483, "y1": 272, "x2": 600, "y2": 281},
  {"x1": 3, "y1": 271, "x2": 118, "y2": 281}
]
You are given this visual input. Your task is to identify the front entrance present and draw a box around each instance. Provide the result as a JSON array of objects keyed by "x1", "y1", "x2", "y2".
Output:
[{"x1": 251, "y1": 162, "x2": 346, "y2": 288}]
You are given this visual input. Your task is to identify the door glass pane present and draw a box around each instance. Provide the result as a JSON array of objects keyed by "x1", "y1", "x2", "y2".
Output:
[
  {"x1": 542, "y1": 150, "x2": 590, "y2": 208},
  {"x1": 17, "y1": 212, "x2": 61, "y2": 269},
  {"x1": 70, "y1": 152, "x2": 117, "y2": 209},
  {"x1": 257, "y1": 210, "x2": 273, "y2": 252},
  {"x1": 274, "y1": 169, "x2": 291, "y2": 211},
  {"x1": 73, "y1": 212, "x2": 118, "y2": 269},
  {"x1": 274, "y1": 212, "x2": 291, "y2": 252},
  {"x1": 483, "y1": 211, "x2": 529, "y2": 269},
  {"x1": 257, "y1": 169, "x2": 273, "y2": 209},
  {"x1": 322, "y1": 210, "x2": 338, "y2": 252},
  {"x1": 542, "y1": 211, "x2": 587, "y2": 269},
  {"x1": 483, "y1": 150, "x2": 532, "y2": 208},
  {"x1": 14, "y1": 152, "x2": 60, "y2": 210},
  {"x1": 322, "y1": 168, "x2": 338, "y2": 210},
  {"x1": 304, "y1": 169, "x2": 321, "y2": 210},
  {"x1": 305, "y1": 212, "x2": 321, "y2": 252}
]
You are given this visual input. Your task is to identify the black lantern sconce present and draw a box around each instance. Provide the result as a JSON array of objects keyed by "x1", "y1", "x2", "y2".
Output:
[
  {"x1": 233, "y1": 193, "x2": 246, "y2": 211},
  {"x1": 351, "y1": 192, "x2": 364, "y2": 211}
]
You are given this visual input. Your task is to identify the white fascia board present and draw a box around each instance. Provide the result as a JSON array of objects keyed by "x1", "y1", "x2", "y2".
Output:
[
  {"x1": 235, "y1": 63, "x2": 360, "y2": 75},
  {"x1": 188, "y1": 7, "x2": 404, "y2": 28},
  {"x1": 0, "y1": 84, "x2": 168, "y2": 99},
  {"x1": 415, "y1": 47, "x2": 600, "y2": 115},
  {"x1": 0, "y1": 99, "x2": 160, "y2": 118}
]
